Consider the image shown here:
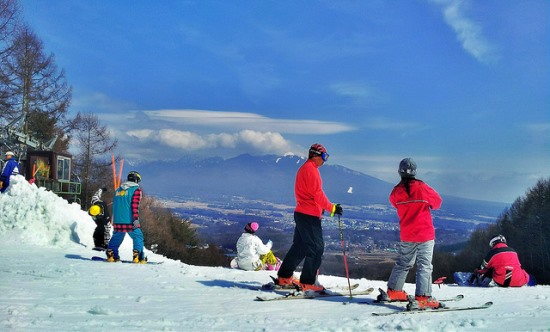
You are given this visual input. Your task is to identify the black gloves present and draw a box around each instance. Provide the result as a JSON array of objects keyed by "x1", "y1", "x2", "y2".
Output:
[
  {"x1": 335, "y1": 204, "x2": 343, "y2": 215},
  {"x1": 331, "y1": 204, "x2": 343, "y2": 216}
]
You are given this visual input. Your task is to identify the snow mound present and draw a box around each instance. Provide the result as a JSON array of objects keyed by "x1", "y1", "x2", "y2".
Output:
[{"x1": 0, "y1": 175, "x2": 95, "y2": 248}]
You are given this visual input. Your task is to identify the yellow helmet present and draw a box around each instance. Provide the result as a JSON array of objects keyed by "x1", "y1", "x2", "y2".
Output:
[{"x1": 88, "y1": 204, "x2": 102, "y2": 216}]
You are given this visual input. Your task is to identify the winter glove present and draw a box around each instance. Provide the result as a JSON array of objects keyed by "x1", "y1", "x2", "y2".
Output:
[
  {"x1": 330, "y1": 204, "x2": 343, "y2": 217},
  {"x1": 266, "y1": 240, "x2": 273, "y2": 249},
  {"x1": 0, "y1": 181, "x2": 3, "y2": 188},
  {"x1": 132, "y1": 220, "x2": 141, "y2": 229},
  {"x1": 101, "y1": 187, "x2": 108, "y2": 192}
]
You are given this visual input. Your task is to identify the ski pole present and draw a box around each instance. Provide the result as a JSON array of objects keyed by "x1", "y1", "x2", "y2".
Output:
[
  {"x1": 117, "y1": 159, "x2": 124, "y2": 188},
  {"x1": 111, "y1": 155, "x2": 117, "y2": 190},
  {"x1": 338, "y1": 214, "x2": 353, "y2": 298}
]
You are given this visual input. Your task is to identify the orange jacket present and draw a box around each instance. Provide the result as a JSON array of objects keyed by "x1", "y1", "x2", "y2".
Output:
[
  {"x1": 389, "y1": 179, "x2": 442, "y2": 242},
  {"x1": 294, "y1": 159, "x2": 333, "y2": 218}
]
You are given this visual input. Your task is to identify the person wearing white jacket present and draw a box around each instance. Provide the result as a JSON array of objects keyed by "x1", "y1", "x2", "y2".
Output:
[{"x1": 232, "y1": 222, "x2": 281, "y2": 271}]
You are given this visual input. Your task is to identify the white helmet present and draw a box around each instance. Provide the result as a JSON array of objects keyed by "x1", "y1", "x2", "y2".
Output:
[{"x1": 489, "y1": 235, "x2": 506, "y2": 247}]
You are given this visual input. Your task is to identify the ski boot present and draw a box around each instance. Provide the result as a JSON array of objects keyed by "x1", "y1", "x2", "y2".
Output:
[
  {"x1": 106, "y1": 249, "x2": 119, "y2": 262},
  {"x1": 274, "y1": 275, "x2": 301, "y2": 289},
  {"x1": 132, "y1": 249, "x2": 148, "y2": 264},
  {"x1": 406, "y1": 295, "x2": 445, "y2": 311},
  {"x1": 300, "y1": 282, "x2": 326, "y2": 295},
  {"x1": 376, "y1": 288, "x2": 408, "y2": 302}
]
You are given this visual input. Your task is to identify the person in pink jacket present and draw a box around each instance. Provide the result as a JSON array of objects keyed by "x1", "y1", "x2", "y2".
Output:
[
  {"x1": 377, "y1": 158, "x2": 443, "y2": 309},
  {"x1": 275, "y1": 144, "x2": 342, "y2": 293}
]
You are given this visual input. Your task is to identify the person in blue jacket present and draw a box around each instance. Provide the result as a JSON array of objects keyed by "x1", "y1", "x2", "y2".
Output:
[
  {"x1": 0, "y1": 151, "x2": 20, "y2": 193},
  {"x1": 106, "y1": 171, "x2": 146, "y2": 263}
]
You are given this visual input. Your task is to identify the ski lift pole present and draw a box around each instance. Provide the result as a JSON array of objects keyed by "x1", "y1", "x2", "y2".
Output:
[{"x1": 338, "y1": 214, "x2": 353, "y2": 298}]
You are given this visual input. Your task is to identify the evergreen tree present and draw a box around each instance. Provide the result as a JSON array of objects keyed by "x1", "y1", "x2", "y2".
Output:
[{"x1": 450, "y1": 178, "x2": 550, "y2": 284}]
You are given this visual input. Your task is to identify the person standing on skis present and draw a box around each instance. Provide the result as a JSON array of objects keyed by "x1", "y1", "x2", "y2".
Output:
[
  {"x1": 377, "y1": 158, "x2": 443, "y2": 309},
  {"x1": 106, "y1": 171, "x2": 146, "y2": 263},
  {"x1": 275, "y1": 143, "x2": 342, "y2": 292}
]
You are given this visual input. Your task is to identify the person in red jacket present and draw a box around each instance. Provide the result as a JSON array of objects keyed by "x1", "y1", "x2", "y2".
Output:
[
  {"x1": 377, "y1": 158, "x2": 443, "y2": 309},
  {"x1": 472, "y1": 235, "x2": 532, "y2": 287},
  {"x1": 275, "y1": 143, "x2": 342, "y2": 293}
]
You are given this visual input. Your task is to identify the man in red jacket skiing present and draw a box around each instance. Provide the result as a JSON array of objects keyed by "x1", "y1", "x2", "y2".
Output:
[
  {"x1": 377, "y1": 158, "x2": 443, "y2": 309},
  {"x1": 473, "y1": 235, "x2": 532, "y2": 287},
  {"x1": 275, "y1": 143, "x2": 342, "y2": 292}
]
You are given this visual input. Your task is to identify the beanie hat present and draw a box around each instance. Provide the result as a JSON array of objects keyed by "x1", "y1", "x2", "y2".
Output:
[{"x1": 244, "y1": 222, "x2": 259, "y2": 234}]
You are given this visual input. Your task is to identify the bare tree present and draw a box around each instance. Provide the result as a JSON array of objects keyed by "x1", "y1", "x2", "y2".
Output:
[
  {"x1": 70, "y1": 112, "x2": 118, "y2": 208},
  {"x1": 0, "y1": 0, "x2": 21, "y2": 117},
  {"x1": 1, "y1": 25, "x2": 72, "y2": 152}
]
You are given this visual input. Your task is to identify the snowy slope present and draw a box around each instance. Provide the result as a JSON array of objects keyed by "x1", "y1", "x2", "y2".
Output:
[{"x1": 1, "y1": 176, "x2": 549, "y2": 331}]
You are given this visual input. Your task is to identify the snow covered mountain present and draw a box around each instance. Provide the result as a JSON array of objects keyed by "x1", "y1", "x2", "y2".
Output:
[
  {"x1": 137, "y1": 153, "x2": 508, "y2": 220},
  {"x1": 1, "y1": 175, "x2": 549, "y2": 331}
]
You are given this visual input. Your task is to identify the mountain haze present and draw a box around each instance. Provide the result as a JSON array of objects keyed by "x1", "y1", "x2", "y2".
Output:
[{"x1": 137, "y1": 154, "x2": 508, "y2": 220}]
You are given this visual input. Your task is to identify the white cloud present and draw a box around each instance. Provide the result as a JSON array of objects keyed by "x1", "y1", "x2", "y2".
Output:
[
  {"x1": 238, "y1": 130, "x2": 291, "y2": 152},
  {"x1": 126, "y1": 128, "x2": 295, "y2": 155},
  {"x1": 126, "y1": 129, "x2": 154, "y2": 140},
  {"x1": 207, "y1": 133, "x2": 239, "y2": 148},
  {"x1": 432, "y1": 0, "x2": 497, "y2": 64},
  {"x1": 102, "y1": 109, "x2": 354, "y2": 160},
  {"x1": 157, "y1": 130, "x2": 212, "y2": 150},
  {"x1": 142, "y1": 109, "x2": 355, "y2": 134}
]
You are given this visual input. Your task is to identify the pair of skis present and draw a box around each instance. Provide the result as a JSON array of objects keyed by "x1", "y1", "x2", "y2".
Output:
[
  {"x1": 368, "y1": 293, "x2": 492, "y2": 316},
  {"x1": 371, "y1": 301, "x2": 493, "y2": 316},
  {"x1": 255, "y1": 285, "x2": 492, "y2": 315},
  {"x1": 255, "y1": 284, "x2": 373, "y2": 301}
]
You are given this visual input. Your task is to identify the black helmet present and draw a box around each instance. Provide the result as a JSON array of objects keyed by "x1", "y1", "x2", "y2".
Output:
[
  {"x1": 489, "y1": 234, "x2": 506, "y2": 247},
  {"x1": 127, "y1": 171, "x2": 142, "y2": 183},
  {"x1": 398, "y1": 158, "x2": 417, "y2": 178}
]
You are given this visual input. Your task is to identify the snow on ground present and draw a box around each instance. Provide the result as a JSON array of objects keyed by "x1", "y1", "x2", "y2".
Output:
[{"x1": 1, "y1": 175, "x2": 550, "y2": 331}]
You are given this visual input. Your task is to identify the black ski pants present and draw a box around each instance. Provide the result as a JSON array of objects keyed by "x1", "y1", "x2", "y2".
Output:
[{"x1": 278, "y1": 212, "x2": 324, "y2": 285}]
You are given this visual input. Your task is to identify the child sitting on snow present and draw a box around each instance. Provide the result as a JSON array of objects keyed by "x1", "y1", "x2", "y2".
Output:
[{"x1": 231, "y1": 222, "x2": 281, "y2": 271}]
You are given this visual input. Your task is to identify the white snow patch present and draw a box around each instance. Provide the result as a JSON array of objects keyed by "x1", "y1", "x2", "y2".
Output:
[{"x1": 1, "y1": 175, "x2": 549, "y2": 330}]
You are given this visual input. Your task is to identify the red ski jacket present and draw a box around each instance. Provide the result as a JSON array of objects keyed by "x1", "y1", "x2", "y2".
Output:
[
  {"x1": 294, "y1": 159, "x2": 333, "y2": 218},
  {"x1": 389, "y1": 179, "x2": 442, "y2": 242},
  {"x1": 477, "y1": 243, "x2": 530, "y2": 287}
]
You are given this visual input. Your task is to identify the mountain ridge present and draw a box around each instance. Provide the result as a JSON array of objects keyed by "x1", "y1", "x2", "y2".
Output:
[{"x1": 136, "y1": 153, "x2": 509, "y2": 219}]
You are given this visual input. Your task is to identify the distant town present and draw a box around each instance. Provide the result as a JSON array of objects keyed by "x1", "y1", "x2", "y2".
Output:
[{"x1": 157, "y1": 195, "x2": 497, "y2": 260}]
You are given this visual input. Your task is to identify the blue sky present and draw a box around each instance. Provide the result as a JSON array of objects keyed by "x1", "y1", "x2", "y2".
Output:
[{"x1": 20, "y1": 0, "x2": 548, "y2": 203}]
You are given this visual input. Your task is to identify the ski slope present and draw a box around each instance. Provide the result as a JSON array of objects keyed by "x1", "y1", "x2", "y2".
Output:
[{"x1": 1, "y1": 175, "x2": 549, "y2": 331}]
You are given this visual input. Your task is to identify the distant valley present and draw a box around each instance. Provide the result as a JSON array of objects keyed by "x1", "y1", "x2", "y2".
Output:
[{"x1": 137, "y1": 154, "x2": 509, "y2": 258}]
